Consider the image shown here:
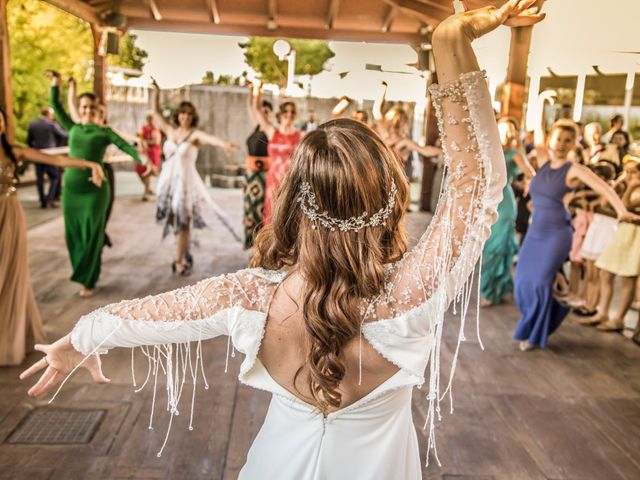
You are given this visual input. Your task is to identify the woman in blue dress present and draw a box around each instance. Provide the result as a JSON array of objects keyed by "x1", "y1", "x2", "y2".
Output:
[
  {"x1": 514, "y1": 120, "x2": 638, "y2": 351},
  {"x1": 480, "y1": 118, "x2": 534, "y2": 306}
]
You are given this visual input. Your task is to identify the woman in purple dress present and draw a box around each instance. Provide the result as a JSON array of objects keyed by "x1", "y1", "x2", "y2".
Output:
[{"x1": 514, "y1": 120, "x2": 638, "y2": 351}]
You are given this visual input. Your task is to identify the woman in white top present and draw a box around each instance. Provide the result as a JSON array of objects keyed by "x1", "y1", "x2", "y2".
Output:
[
  {"x1": 20, "y1": 2, "x2": 544, "y2": 478},
  {"x1": 150, "y1": 81, "x2": 238, "y2": 275}
]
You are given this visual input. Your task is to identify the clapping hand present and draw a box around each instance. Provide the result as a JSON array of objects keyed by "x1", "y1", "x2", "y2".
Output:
[{"x1": 19, "y1": 334, "x2": 110, "y2": 398}]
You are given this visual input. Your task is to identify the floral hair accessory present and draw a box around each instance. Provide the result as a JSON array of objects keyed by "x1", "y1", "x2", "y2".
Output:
[{"x1": 297, "y1": 180, "x2": 397, "y2": 232}]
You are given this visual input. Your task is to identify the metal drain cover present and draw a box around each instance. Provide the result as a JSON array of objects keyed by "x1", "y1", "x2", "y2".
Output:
[{"x1": 7, "y1": 409, "x2": 105, "y2": 444}]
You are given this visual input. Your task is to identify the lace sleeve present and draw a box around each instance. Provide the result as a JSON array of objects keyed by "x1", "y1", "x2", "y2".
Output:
[
  {"x1": 363, "y1": 71, "x2": 506, "y2": 464},
  {"x1": 70, "y1": 269, "x2": 274, "y2": 355},
  {"x1": 370, "y1": 70, "x2": 505, "y2": 322},
  {"x1": 62, "y1": 268, "x2": 278, "y2": 457}
]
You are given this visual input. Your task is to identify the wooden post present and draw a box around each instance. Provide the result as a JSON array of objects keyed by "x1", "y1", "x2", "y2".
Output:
[
  {"x1": 419, "y1": 72, "x2": 439, "y2": 212},
  {"x1": 91, "y1": 24, "x2": 107, "y2": 104},
  {"x1": 0, "y1": 0, "x2": 15, "y2": 142}
]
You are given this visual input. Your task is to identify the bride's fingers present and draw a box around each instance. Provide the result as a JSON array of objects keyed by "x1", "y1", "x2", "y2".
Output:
[
  {"x1": 19, "y1": 357, "x2": 48, "y2": 380},
  {"x1": 27, "y1": 367, "x2": 57, "y2": 397},
  {"x1": 88, "y1": 363, "x2": 111, "y2": 384}
]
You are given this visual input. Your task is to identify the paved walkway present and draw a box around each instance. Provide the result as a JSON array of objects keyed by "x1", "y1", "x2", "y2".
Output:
[{"x1": 0, "y1": 174, "x2": 638, "y2": 479}]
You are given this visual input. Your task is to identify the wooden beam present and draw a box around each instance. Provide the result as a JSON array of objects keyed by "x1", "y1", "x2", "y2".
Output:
[
  {"x1": 146, "y1": 0, "x2": 162, "y2": 21},
  {"x1": 0, "y1": 0, "x2": 14, "y2": 142},
  {"x1": 268, "y1": 0, "x2": 278, "y2": 29},
  {"x1": 206, "y1": 0, "x2": 221, "y2": 24},
  {"x1": 382, "y1": 5, "x2": 397, "y2": 32},
  {"x1": 326, "y1": 0, "x2": 340, "y2": 30},
  {"x1": 128, "y1": 17, "x2": 426, "y2": 44},
  {"x1": 40, "y1": 0, "x2": 102, "y2": 25},
  {"x1": 91, "y1": 24, "x2": 107, "y2": 104},
  {"x1": 415, "y1": 0, "x2": 453, "y2": 14},
  {"x1": 381, "y1": 0, "x2": 444, "y2": 26}
]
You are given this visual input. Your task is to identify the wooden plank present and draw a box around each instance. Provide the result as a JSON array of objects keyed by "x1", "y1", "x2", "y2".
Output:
[
  {"x1": 127, "y1": 17, "x2": 427, "y2": 44},
  {"x1": 146, "y1": 0, "x2": 162, "y2": 21},
  {"x1": 381, "y1": 5, "x2": 397, "y2": 32},
  {"x1": 381, "y1": 0, "x2": 446, "y2": 26},
  {"x1": 326, "y1": 0, "x2": 341, "y2": 29},
  {"x1": 0, "y1": 0, "x2": 14, "y2": 143},
  {"x1": 206, "y1": 0, "x2": 221, "y2": 24}
]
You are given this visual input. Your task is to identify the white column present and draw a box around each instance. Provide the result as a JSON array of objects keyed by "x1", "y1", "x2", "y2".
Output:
[
  {"x1": 624, "y1": 71, "x2": 635, "y2": 131},
  {"x1": 286, "y1": 50, "x2": 296, "y2": 96},
  {"x1": 573, "y1": 73, "x2": 586, "y2": 122},
  {"x1": 525, "y1": 74, "x2": 541, "y2": 131}
]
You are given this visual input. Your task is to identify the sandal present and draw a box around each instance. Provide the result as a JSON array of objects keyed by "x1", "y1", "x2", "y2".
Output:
[
  {"x1": 596, "y1": 321, "x2": 624, "y2": 332},
  {"x1": 572, "y1": 307, "x2": 598, "y2": 317}
]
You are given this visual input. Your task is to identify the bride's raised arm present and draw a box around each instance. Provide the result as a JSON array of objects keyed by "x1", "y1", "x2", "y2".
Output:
[{"x1": 370, "y1": 1, "x2": 544, "y2": 321}]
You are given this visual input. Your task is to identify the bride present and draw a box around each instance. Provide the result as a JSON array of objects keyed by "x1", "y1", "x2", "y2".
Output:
[{"x1": 21, "y1": 2, "x2": 544, "y2": 478}]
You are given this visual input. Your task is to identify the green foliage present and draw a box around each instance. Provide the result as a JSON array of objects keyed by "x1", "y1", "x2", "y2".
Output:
[
  {"x1": 7, "y1": 0, "x2": 147, "y2": 142},
  {"x1": 199, "y1": 71, "x2": 243, "y2": 86},
  {"x1": 239, "y1": 37, "x2": 334, "y2": 87},
  {"x1": 201, "y1": 71, "x2": 215, "y2": 85},
  {"x1": 109, "y1": 32, "x2": 148, "y2": 74}
]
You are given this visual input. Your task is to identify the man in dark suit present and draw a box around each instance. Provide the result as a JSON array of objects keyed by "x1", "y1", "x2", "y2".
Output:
[{"x1": 27, "y1": 107, "x2": 68, "y2": 208}]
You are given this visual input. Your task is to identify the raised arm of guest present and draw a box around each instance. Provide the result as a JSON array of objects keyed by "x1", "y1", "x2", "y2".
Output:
[
  {"x1": 67, "y1": 77, "x2": 81, "y2": 124},
  {"x1": 331, "y1": 96, "x2": 351, "y2": 118},
  {"x1": 150, "y1": 78, "x2": 173, "y2": 134},
  {"x1": 372, "y1": 81, "x2": 387, "y2": 124},
  {"x1": 250, "y1": 82, "x2": 276, "y2": 140}
]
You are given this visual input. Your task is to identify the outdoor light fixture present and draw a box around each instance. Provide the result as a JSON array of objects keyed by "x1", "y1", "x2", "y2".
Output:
[{"x1": 273, "y1": 40, "x2": 291, "y2": 61}]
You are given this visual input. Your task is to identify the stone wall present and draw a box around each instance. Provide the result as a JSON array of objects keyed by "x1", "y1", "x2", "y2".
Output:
[{"x1": 106, "y1": 85, "x2": 405, "y2": 186}]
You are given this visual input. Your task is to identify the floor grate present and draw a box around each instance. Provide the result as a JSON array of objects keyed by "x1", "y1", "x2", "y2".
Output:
[{"x1": 7, "y1": 409, "x2": 105, "y2": 445}]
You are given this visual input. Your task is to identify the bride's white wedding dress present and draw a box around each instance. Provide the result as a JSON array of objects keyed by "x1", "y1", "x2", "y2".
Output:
[{"x1": 69, "y1": 71, "x2": 505, "y2": 479}]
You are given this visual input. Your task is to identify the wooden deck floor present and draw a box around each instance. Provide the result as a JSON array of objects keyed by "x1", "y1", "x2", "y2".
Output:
[{"x1": 1, "y1": 181, "x2": 639, "y2": 479}]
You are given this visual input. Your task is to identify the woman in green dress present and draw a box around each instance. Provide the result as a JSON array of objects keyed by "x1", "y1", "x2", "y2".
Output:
[
  {"x1": 480, "y1": 118, "x2": 534, "y2": 307},
  {"x1": 48, "y1": 71, "x2": 143, "y2": 297}
]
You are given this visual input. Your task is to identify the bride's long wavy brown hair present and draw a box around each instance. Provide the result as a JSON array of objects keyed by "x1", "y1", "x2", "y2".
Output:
[{"x1": 251, "y1": 118, "x2": 409, "y2": 412}]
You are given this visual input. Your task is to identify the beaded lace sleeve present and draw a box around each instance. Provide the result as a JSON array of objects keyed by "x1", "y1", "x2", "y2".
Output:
[
  {"x1": 363, "y1": 71, "x2": 506, "y2": 462},
  {"x1": 70, "y1": 268, "x2": 276, "y2": 356}
]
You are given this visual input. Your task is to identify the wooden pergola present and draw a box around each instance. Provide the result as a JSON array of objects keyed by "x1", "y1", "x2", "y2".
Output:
[{"x1": 0, "y1": 0, "x2": 544, "y2": 142}]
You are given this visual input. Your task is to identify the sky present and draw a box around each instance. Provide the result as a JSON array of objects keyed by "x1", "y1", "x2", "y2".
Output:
[{"x1": 130, "y1": 0, "x2": 640, "y2": 103}]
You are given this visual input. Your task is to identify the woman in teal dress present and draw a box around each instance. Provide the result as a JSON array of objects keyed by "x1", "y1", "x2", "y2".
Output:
[
  {"x1": 48, "y1": 72, "x2": 143, "y2": 297},
  {"x1": 480, "y1": 118, "x2": 534, "y2": 306}
]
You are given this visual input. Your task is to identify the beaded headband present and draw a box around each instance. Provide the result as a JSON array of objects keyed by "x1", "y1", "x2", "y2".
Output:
[{"x1": 297, "y1": 180, "x2": 397, "y2": 232}]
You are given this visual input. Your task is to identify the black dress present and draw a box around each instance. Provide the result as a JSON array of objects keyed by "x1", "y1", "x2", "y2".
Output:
[{"x1": 243, "y1": 126, "x2": 269, "y2": 248}]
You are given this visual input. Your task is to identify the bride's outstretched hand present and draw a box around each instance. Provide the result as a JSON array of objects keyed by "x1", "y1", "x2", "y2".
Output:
[
  {"x1": 19, "y1": 334, "x2": 110, "y2": 398},
  {"x1": 445, "y1": 0, "x2": 545, "y2": 41}
]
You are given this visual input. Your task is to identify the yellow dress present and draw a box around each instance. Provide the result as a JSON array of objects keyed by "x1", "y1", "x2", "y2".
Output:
[
  {"x1": 596, "y1": 188, "x2": 640, "y2": 277},
  {"x1": 0, "y1": 159, "x2": 46, "y2": 365}
]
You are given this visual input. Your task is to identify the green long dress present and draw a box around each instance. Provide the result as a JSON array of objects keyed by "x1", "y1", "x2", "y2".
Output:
[
  {"x1": 50, "y1": 86, "x2": 141, "y2": 289},
  {"x1": 480, "y1": 149, "x2": 521, "y2": 304}
]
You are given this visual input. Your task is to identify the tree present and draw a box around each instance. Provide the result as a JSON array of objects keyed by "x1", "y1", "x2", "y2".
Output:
[
  {"x1": 109, "y1": 32, "x2": 149, "y2": 74},
  {"x1": 7, "y1": 0, "x2": 148, "y2": 142},
  {"x1": 239, "y1": 37, "x2": 335, "y2": 87},
  {"x1": 201, "y1": 71, "x2": 215, "y2": 85}
]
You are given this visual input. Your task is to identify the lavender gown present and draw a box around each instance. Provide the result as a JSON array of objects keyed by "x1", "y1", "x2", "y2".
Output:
[{"x1": 514, "y1": 161, "x2": 573, "y2": 348}]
